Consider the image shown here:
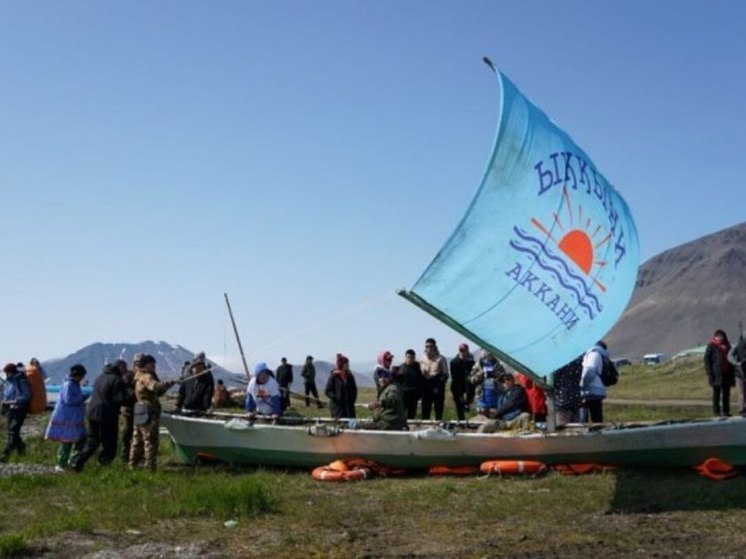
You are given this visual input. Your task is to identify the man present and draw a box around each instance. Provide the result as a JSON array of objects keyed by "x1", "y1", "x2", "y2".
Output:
[
  {"x1": 1, "y1": 363, "x2": 31, "y2": 461},
  {"x1": 468, "y1": 352, "x2": 505, "y2": 418},
  {"x1": 478, "y1": 372, "x2": 531, "y2": 433},
  {"x1": 728, "y1": 334, "x2": 746, "y2": 417},
  {"x1": 396, "y1": 349, "x2": 422, "y2": 420},
  {"x1": 419, "y1": 338, "x2": 449, "y2": 420},
  {"x1": 175, "y1": 353, "x2": 214, "y2": 413},
  {"x1": 366, "y1": 367, "x2": 407, "y2": 430},
  {"x1": 73, "y1": 362, "x2": 127, "y2": 471},
  {"x1": 449, "y1": 343, "x2": 475, "y2": 421},
  {"x1": 301, "y1": 355, "x2": 322, "y2": 408},
  {"x1": 276, "y1": 357, "x2": 293, "y2": 413},
  {"x1": 129, "y1": 354, "x2": 176, "y2": 471},
  {"x1": 579, "y1": 341, "x2": 608, "y2": 423},
  {"x1": 245, "y1": 362, "x2": 282, "y2": 418}
]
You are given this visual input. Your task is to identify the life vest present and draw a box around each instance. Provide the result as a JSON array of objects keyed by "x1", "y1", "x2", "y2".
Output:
[
  {"x1": 311, "y1": 458, "x2": 405, "y2": 482},
  {"x1": 553, "y1": 463, "x2": 616, "y2": 475},
  {"x1": 695, "y1": 457, "x2": 740, "y2": 481},
  {"x1": 428, "y1": 465, "x2": 478, "y2": 476},
  {"x1": 479, "y1": 460, "x2": 546, "y2": 476}
]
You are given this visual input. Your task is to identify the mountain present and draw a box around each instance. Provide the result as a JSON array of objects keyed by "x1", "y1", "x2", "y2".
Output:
[
  {"x1": 42, "y1": 341, "x2": 246, "y2": 387},
  {"x1": 606, "y1": 222, "x2": 746, "y2": 361}
]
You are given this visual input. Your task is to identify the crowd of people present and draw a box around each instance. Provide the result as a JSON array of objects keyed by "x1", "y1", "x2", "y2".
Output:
[{"x1": 2, "y1": 329, "x2": 744, "y2": 470}]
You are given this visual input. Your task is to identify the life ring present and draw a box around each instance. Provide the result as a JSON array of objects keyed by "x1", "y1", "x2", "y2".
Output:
[
  {"x1": 428, "y1": 465, "x2": 478, "y2": 476},
  {"x1": 695, "y1": 457, "x2": 739, "y2": 481},
  {"x1": 479, "y1": 460, "x2": 546, "y2": 476},
  {"x1": 312, "y1": 465, "x2": 370, "y2": 482},
  {"x1": 553, "y1": 463, "x2": 616, "y2": 476}
]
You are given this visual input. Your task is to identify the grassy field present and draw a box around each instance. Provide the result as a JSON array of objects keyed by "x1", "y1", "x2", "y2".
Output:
[{"x1": 1, "y1": 360, "x2": 744, "y2": 558}]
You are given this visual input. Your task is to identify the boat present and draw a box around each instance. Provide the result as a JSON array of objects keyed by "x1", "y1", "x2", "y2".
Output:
[
  {"x1": 45, "y1": 383, "x2": 93, "y2": 408},
  {"x1": 162, "y1": 60, "x2": 746, "y2": 469}
]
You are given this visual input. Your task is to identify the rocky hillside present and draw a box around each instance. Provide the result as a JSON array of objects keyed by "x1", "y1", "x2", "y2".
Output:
[{"x1": 606, "y1": 222, "x2": 746, "y2": 361}]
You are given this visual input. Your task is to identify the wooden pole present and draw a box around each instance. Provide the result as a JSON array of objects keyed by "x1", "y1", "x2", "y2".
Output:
[{"x1": 224, "y1": 293, "x2": 251, "y2": 381}]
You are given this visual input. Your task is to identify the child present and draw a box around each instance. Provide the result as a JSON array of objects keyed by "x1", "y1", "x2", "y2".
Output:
[{"x1": 44, "y1": 364, "x2": 87, "y2": 472}]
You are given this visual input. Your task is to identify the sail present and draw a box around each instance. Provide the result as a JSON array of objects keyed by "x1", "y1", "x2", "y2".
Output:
[{"x1": 400, "y1": 68, "x2": 639, "y2": 387}]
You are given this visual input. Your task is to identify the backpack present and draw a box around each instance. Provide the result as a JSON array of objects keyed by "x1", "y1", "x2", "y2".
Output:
[
  {"x1": 599, "y1": 355, "x2": 619, "y2": 387},
  {"x1": 25, "y1": 366, "x2": 47, "y2": 414}
]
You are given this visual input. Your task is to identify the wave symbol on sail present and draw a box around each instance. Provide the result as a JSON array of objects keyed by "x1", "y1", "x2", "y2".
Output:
[{"x1": 509, "y1": 226, "x2": 602, "y2": 320}]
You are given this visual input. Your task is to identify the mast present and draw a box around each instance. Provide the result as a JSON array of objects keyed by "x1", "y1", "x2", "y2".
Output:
[{"x1": 224, "y1": 293, "x2": 251, "y2": 381}]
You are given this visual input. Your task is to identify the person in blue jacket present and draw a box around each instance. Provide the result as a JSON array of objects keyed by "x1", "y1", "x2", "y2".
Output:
[
  {"x1": 1, "y1": 363, "x2": 31, "y2": 461},
  {"x1": 44, "y1": 364, "x2": 88, "y2": 471}
]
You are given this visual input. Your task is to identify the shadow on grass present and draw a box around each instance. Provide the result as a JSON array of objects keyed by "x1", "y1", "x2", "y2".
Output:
[{"x1": 609, "y1": 467, "x2": 746, "y2": 513}]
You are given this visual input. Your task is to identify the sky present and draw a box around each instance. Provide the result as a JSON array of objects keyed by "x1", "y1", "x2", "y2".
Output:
[{"x1": 1, "y1": 1, "x2": 744, "y2": 371}]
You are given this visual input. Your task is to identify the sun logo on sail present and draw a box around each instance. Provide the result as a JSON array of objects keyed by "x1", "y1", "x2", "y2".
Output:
[{"x1": 529, "y1": 185, "x2": 610, "y2": 292}]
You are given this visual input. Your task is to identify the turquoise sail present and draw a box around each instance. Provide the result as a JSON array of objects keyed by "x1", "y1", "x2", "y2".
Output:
[{"x1": 400, "y1": 67, "x2": 640, "y2": 387}]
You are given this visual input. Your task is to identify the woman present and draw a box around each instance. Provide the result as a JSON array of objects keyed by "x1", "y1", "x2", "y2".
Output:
[
  {"x1": 45, "y1": 364, "x2": 88, "y2": 471},
  {"x1": 704, "y1": 329, "x2": 734, "y2": 416},
  {"x1": 325, "y1": 353, "x2": 357, "y2": 419},
  {"x1": 1, "y1": 363, "x2": 31, "y2": 462}
]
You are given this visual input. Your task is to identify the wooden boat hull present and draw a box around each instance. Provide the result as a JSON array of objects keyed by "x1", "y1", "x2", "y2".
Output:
[{"x1": 161, "y1": 414, "x2": 746, "y2": 469}]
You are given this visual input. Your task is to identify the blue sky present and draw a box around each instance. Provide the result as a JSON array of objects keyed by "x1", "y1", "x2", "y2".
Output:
[{"x1": 2, "y1": 1, "x2": 744, "y2": 371}]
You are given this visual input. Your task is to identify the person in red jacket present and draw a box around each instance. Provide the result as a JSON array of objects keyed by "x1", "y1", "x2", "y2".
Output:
[{"x1": 514, "y1": 371, "x2": 547, "y2": 423}]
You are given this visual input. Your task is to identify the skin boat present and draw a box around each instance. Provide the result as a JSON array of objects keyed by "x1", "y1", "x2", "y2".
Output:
[{"x1": 161, "y1": 413, "x2": 746, "y2": 469}]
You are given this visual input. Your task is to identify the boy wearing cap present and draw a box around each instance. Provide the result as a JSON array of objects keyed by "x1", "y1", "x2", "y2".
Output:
[
  {"x1": 450, "y1": 343, "x2": 475, "y2": 421},
  {"x1": 367, "y1": 364, "x2": 407, "y2": 430}
]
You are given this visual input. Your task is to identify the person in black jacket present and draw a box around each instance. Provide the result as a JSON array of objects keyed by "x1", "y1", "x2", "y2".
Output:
[
  {"x1": 478, "y1": 373, "x2": 530, "y2": 433},
  {"x1": 449, "y1": 343, "x2": 475, "y2": 421},
  {"x1": 395, "y1": 349, "x2": 422, "y2": 420},
  {"x1": 325, "y1": 353, "x2": 357, "y2": 419},
  {"x1": 276, "y1": 357, "x2": 293, "y2": 413},
  {"x1": 175, "y1": 355, "x2": 214, "y2": 412},
  {"x1": 72, "y1": 363, "x2": 127, "y2": 471},
  {"x1": 704, "y1": 329, "x2": 734, "y2": 416}
]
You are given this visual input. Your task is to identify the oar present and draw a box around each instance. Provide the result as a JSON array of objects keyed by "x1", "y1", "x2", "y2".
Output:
[
  {"x1": 172, "y1": 367, "x2": 215, "y2": 385},
  {"x1": 279, "y1": 386, "x2": 328, "y2": 408}
]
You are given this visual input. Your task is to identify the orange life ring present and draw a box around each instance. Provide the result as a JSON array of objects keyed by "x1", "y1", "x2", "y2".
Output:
[
  {"x1": 553, "y1": 463, "x2": 616, "y2": 476},
  {"x1": 695, "y1": 457, "x2": 739, "y2": 481},
  {"x1": 428, "y1": 465, "x2": 478, "y2": 476},
  {"x1": 479, "y1": 460, "x2": 546, "y2": 476},
  {"x1": 312, "y1": 465, "x2": 370, "y2": 482}
]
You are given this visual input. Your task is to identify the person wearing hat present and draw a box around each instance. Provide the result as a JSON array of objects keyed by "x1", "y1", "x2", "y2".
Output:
[
  {"x1": 301, "y1": 355, "x2": 322, "y2": 408},
  {"x1": 72, "y1": 362, "x2": 128, "y2": 472},
  {"x1": 373, "y1": 350, "x2": 394, "y2": 396},
  {"x1": 478, "y1": 372, "x2": 531, "y2": 433},
  {"x1": 366, "y1": 353, "x2": 407, "y2": 430},
  {"x1": 450, "y1": 343, "x2": 475, "y2": 421},
  {"x1": 245, "y1": 362, "x2": 281, "y2": 418},
  {"x1": 44, "y1": 364, "x2": 88, "y2": 472},
  {"x1": 175, "y1": 352, "x2": 214, "y2": 413},
  {"x1": 128, "y1": 355, "x2": 176, "y2": 471},
  {"x1": 1, "y1": 363, "x2": 31, "y2": 462},
  {"x1": 325, "y1": 353, "x2": 357, "y2": 420}
]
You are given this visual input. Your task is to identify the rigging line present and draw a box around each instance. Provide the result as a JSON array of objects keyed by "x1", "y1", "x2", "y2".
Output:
[{"x1": 251, "y1": 291, "x2": 396, "y2": 355}]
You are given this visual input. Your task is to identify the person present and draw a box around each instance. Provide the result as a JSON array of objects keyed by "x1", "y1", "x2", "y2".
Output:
[
  {"x1": 180, "y1": 360, "x2": 192, "y2": 380},
  {"x1": 128, "y1": 354, "x2": 176, "y2": 471},
  {"x1": 212, "y1": 379, "x2": 234, "y2": 408},
  {"x1": 366, "y1": 366, "x2": 407, "y2": 430},
  {"x1": 72, "y1": 362, "x2": 127, "y2": 472},
  {"x1": 175, "y1": 353, "x2": 214, "y2": 413},
  {"x1": 1, "y1": 363, "x2": 31, "y2": 462},
  {"x1": 468, "y1": 351, "x2": 505, "y2": 418},
  {"x1": 514, "y1": 371, "x2": 547, "y2": 423},
  {"x1": 276, "y1": 357, "x2": 294, "y2": 413},
  {"x1": 449, "y1": 343, "x2": 475, "y2": 421},
  {"x1": 25, "y1": 357, "x2": 48, "y2": 414},
  {"x1": 245, "y1": 362, "x2": 282, "y2": 418},
  {"x1": 325, "y1": 353, "x2": 358, "y2": 419},
  {"x1": 373, "y1": 351, "x2": 394, "y2": 396},
  {"x1": 579, "y1": 341, "x2": 608, "y2": 423},
  {"x1": 704, "y1": 329, "x2": 734, "y2": 417},
  {"x1": 419, "y1": 338, "x2": 449, "y2": 420},
  {"x1": 119, "y1": 356, "x2": 138, "y2": 463},
  {"x1": 478, "y1": 372, "x2": 531, "y2": 433},
  {"x1": 395, "y1": 349, "x2": 422, "y2": 420},
  {"x1": 44, "y1": 364, "x2": 87, "y2": 472},
  {"x1": 553, "y1": 356, "x2": 584, "y2": 427},
  {"x1": 728, "y1": 333, "x2": 746, "y2": 417},
  {"x1": 301, "y1": 355, "x2": 322, "y2": 408}
]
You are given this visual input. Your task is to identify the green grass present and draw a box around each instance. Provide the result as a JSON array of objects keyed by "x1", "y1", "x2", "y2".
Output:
[{"x1": 1, "y1": 364, "x2": 743, "y2": 558}]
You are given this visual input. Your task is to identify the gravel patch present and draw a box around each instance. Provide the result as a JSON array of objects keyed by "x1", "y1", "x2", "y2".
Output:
[{"x1": 0, "y1": 462, "x2": 59, "y2": 477}]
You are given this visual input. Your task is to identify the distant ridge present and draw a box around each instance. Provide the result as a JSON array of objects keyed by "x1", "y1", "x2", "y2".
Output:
[
  {"x1": 606, "y1": 222, "x2": 746, "y2": 361},
  {"x1": 42, "y1": 341, "x2": 245, "y2": 387}
]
